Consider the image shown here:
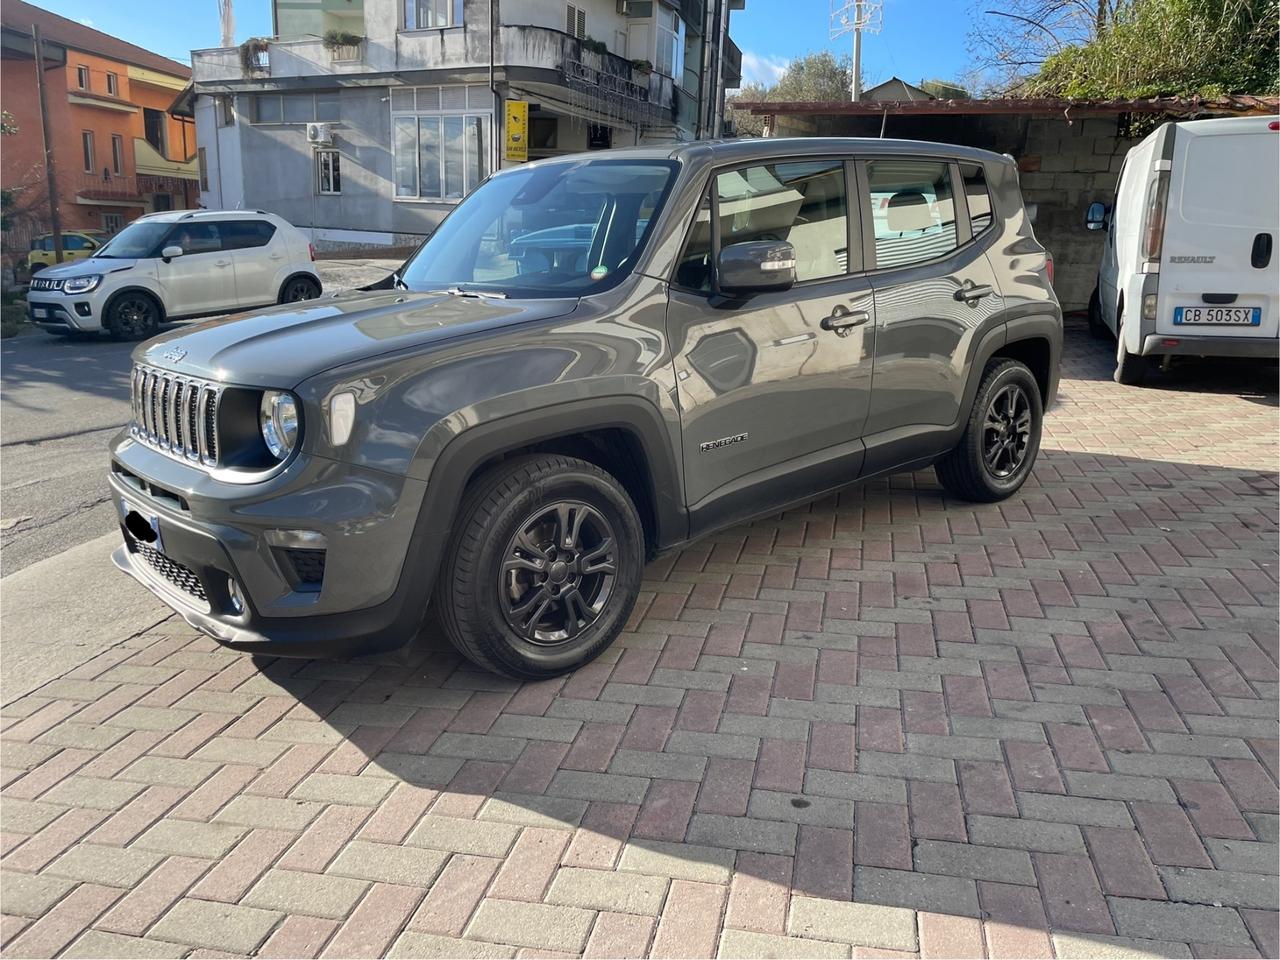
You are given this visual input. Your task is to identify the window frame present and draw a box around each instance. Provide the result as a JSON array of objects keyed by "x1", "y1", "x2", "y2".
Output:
[
  {"x1": 143, "y1": 107, "x2": 167, "y2": 156},
  {"x1": 403, "y1": 0, "x2": 465, "y2": 30},
  {"x1": 388, "y1": 85, "x2": 492, "y2": 203},
  {"x1": 102, "y1": 213, "x2": 124, "y2": 234},
  {"x1": 110, "y1": 133, "x2": 124, "y2": 175},
  {"x1": 76, "y1": 65, "x2": 89, "y2": 90},
  {"x1": 106, "y1": 71, "x2": 119, "y2": 96},
  {"x1": 856, "y1": 156, "x2": 984, "y2": 275},
  {"x1": 670, "y1": 155, "x2": 865, "y2": 296},
  {"x1": 316, "y1": 148, "x2": 342, "y2": 195},
  {"x1": 81, "y1": 130, "x2": 95, "y2": 173}
]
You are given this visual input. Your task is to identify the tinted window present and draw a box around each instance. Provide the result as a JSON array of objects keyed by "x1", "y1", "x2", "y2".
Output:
[
  {"x1": 959, "y1": 162, "x2": 993, "y2": 234},
  {"x1": 718, "y1": 161, "x2": 849, "y2": 283},
  {"x1": 867, "y1": 159, "x2": 958, "y2": 269},
  {"x1": 164, "y1": 223, "x2": 225, "y2": 255},
  {"x1": 223, "y1": 221, "x2": 277, "y2": 249}
]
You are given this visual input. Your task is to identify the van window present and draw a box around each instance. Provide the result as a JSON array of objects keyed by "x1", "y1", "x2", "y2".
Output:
[
  {"x1": 867, "y1": 159, "x2": 958, "y2": 269},
  {"x1": 958, "y1": 163, "x2": 993, "y2": 234}
]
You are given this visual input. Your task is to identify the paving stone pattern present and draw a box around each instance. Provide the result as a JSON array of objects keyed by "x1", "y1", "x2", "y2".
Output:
[{"x1": 2, "y1": 326, "x2": 1277, "y2": 958}]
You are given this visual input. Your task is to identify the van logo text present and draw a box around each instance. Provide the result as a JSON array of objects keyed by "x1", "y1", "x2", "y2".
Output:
[{"x1": 1169, "y1": 255, "x2": 1215, "y2": 263}]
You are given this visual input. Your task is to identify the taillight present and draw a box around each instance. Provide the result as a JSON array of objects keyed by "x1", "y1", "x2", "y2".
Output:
[
  {"x1": 308, "y1": 243, "x2": 316, "y2": 262},
  {"x1": 1045, "y1": 253, "x2": 1054, "y2": 285},
  {"x1": 1141, "y1": 170, "x2": 1170, "y2": 261},
  {"x1": 1270, "y1": 120, "x2": 1279, "y2": 131}
]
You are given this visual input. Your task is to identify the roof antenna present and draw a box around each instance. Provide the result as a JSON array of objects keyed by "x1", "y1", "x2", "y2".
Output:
[{"x1": 217, "y1": 0, "x2": 235, "y2": 48}]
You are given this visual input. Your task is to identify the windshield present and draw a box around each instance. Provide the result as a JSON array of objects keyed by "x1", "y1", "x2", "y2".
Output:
[
  {"x1": 399, "y1": 159, "x2": 679, "y2": 298},
  {"x1": 94, "y1": 221, "x2": 172, "y2": 259}
]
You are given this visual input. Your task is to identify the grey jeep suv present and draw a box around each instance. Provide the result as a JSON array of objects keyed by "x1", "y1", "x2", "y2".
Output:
[{"x1": 109, "y1": 138, "x2": 1061, "y2": 679}]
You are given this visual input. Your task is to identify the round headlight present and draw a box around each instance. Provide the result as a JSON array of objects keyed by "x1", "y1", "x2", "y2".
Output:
[{"x1": 260, "y1": 390, "x2": 300, "y2": 460}]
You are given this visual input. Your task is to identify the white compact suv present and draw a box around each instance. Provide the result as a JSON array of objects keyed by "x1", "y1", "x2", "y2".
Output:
[{"x1": 27, "y1": 210, "x2": 322, "y2": 340}]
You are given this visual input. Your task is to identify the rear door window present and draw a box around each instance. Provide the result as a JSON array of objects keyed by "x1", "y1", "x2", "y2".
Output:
[
  {"x1": 223, "y1": 221, "x2": 277, "y2": 250},
  {"x1": 958, "y1": 163, "x2": 993, "y2": 234},
  {"x1": 866, "y1": 159, "x2": 959, "y2": 269}
]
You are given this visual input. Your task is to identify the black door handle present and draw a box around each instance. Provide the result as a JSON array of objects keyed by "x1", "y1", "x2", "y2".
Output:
[
  {"x1": 954, "y1": 282, "x2": 994, "y2": 304},
  {"x1": 820, "y1": 306, "x2": 871, "y2": 337},
  {"x1": 1252, "y1": 233, "x2": 1273, "y2": 269}
]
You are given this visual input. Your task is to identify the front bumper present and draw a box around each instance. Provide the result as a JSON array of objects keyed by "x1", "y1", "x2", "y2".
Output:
[
  {"x1": 108, "y1": 437, "x2": 434, "y2": 658},
  {"x1": 27, "y1": 296, "x2": 97, "y2": 332},
  {"x1": 1141, "y1": 333, "x2": 1280, "y2": 360}
]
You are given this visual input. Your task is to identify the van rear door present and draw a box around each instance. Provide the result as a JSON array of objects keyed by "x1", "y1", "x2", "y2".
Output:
[{"x1": 1157, "y1": 117, "x2": 1278, "y2": 342}]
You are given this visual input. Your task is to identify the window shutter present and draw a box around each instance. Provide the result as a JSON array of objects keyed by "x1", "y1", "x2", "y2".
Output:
[
  {"x1": 566, "y1": 4, "x2": 576, "y2": 34},
  {"x1": 577, "y1": 8, "x2": 586, "y2": 37}
]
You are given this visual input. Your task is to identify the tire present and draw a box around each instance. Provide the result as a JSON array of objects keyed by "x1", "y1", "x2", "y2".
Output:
[
  {"x1": 1114, "y1": 312, "x2": 1150, "y2": 386},
  {"x1": 1087, "y1": 287, "x2": 1109, "y2": 340},
  {"x1": 279, "y1": 275, "x2": 321, "y2": 303},
  {"x1": 436, "y1": 454, "x2": 645, "y2": 680},
  {"x1": 105, "y1": 291, "x2": 162, "y2": 341},
  {"x1": 935, "y1": 358, "x2": 1043, "y2": 503}
]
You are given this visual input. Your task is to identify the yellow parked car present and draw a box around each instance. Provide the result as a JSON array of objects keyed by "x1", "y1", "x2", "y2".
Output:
[{"x1": 28, "y1": 231, "x2": 106, "y2": 273}]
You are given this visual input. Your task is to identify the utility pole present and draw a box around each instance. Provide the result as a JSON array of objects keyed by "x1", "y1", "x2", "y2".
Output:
[
  {"x1": 32, "y1": 25, "x2": 64, "y2": 264},
  {"x1": 851, "y1": 0, "x2": 861, "y2": 101},
  {"x1": 830, "y1": 0, "x2": 881, "y2": 103}
]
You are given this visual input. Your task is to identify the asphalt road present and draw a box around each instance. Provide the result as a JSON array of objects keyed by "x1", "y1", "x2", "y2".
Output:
[{"x1": 0, "y1": 258, "x2": 398, "y2": 576}]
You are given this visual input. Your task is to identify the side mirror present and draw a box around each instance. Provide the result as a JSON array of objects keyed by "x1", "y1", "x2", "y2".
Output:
[
  {"x1": 161, "y1": 245, "x2": 184, "y2": 262},
  {"x1": 718, "y1": 240, "x2": 796, "y2": 294},
  {"x1": 1084, "y1": 201, "x2": 1108, "y2": 231}
]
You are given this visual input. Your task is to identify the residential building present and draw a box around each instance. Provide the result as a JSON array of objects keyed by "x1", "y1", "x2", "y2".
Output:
[
  {"x1": 188, "y1": 0, "x2": 745, "y2": 251},
  {"x1": 0, "y1": 0, "x2": 200, "y2": 257}
]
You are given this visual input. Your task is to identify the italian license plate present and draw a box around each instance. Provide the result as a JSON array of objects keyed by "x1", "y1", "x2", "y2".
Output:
[
  {"x1": 1173, "y1": 306, "x2": 1261, "y2": 325},
  {"x1": 31, "y1": 307, "x2": 46, "y2": 319}
]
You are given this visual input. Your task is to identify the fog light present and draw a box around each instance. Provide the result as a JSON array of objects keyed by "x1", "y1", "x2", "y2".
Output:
[
  {"x1": 1142, "y1": 294, "x2": 1158, "y2": 321},
  {"x1": 226, "y1": 577, "x2": 244, "y2": 614},
  {"x1": 74, "y1": 301, "x2": 92, "y2": 317}
]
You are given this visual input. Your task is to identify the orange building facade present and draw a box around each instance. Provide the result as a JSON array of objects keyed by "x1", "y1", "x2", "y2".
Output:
[{"x1": 1, "y1": 1, "x2": 198, "y2": 265}]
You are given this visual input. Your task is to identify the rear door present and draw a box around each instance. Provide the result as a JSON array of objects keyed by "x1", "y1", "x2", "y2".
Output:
[
  {"x1": 155, "y1": 222, "x2": 238, "y2": 316},
  {"x1": 667, "y1": 157, "x2": 876, "y2": 518},
  {"x1": 224, "y1": 220, "x2": 280, "y2": 307},
  {"x1": 1158, "y1": 118, "x2": 1279, "y2": 342},
  {"x1": 860, "y1": 156, "x2": 1006, "y2": 471}
]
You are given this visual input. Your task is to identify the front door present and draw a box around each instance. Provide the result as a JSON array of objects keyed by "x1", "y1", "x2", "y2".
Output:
[
  {"x1": 155, "y1": 221, "x2": 238, "y2": 316},
  {"x1": 667, "y1": 158, "x2": 875, "y2": 527},
  {"x1": 860, "y1": 157, "x2": 1006, "y2": 472}
]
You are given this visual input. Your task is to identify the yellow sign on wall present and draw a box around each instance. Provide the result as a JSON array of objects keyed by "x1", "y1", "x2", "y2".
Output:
[{"x1": 505, "y1": 100, "x2": 529, "y2": 162}]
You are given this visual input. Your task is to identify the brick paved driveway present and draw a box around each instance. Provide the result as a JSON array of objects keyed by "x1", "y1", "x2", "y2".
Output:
[{"x1": 3, "y1": 322, "x2": 1277, "y2": 959}]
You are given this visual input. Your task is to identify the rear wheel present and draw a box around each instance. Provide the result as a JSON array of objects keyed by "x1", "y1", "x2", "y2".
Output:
[
  {"x1": 436, "y1": 454, "x2": 644, "y2": 679},
  {"x1": 279, "y1": 276, "x2": 321, "y2": 303},
  {"x1": 1114, "y1": 312, "x2": 1151, "y2": 385},
  {"x1": 936, "y1": 358, "x2": 1043, "y2": 503},
  {"x1": 105, "y1": 292, "x2": 161, "y2": 341}
]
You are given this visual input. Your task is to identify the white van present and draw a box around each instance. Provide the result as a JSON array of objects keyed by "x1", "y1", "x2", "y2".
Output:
[{"x1": 1086, "y1": 116, "x2": 1279, "y2": 385}]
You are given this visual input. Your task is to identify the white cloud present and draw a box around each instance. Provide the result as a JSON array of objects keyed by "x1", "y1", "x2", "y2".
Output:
[{"x1": 741, "y1": 50, "x2": 789, "y2": 86}]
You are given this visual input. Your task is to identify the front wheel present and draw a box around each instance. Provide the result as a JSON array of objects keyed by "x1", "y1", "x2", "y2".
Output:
[
  {"x1": 936, "y1": 358, "x2": 1043, "y2": 503},
  {"x1": 436, "y1": 454, "x2": 644, "y2": 679},
  {"x1": 105, "y1": 292, "x2": 161, "y2": 341}
]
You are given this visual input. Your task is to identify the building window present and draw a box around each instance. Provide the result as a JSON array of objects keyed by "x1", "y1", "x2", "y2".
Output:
[
  {"x1": 106, "y1": 72, "x2": 118, "y2": 96},
  {"x1": 566, "y1": 3, "x2": 587, "y2": 37},
  {"x1": 656, "y1": 7, "x2": 685, "y2": 79},
  {"x1": 102, "y1": 213, "x2": 124, "y2": 233},
  {"x1": 76, "y1": 65, "x2": 89, "y2": 89},
  {"x1": 81, "y1": 130, "x2": 95, "y2": 173},
  {"x1": 391, "y1": 85, "x2": 491, "y2": 201},
  {"x1": 110, "y1": 134, "x2": 124, "y2": 175},
  {"x1": 404, "y1": 0, "x2": 463, "y2": 29},
  {"x1": 866, "y1": 159, "x2": 959, "y2": 269},
  {"x1": 317, "y1": 149, "x2": 342, "y2": 194},
  {"x1": 253, "y1": 94, "x2": 283, "y2": 124},
  {"x1": 251, "y1": 92, "x2": 336, "y2": 124},
  {"x1": 143, "y1": 108, "x2": 166, "y2": 155},
  {"x1": 216, "y1": 95, "x2": 235, "y2": 126},
  {"x1": 198, "y1": 147, "x2": 209, "y2": 191}
]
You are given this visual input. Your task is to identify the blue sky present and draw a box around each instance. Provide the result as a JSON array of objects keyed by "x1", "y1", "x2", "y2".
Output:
[{"x1": 29, "y1": 0, "x2": 974, "y2": 87}]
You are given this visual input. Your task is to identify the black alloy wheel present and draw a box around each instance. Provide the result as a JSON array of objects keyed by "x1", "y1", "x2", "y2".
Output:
[{"x1": 982, "y1": 383, "x2": 1033, "y2": 480}]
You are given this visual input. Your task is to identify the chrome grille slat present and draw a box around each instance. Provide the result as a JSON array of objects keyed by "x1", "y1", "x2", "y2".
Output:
[{"x1": 129, "y1": 364, "x2": 221, "y2": 468}]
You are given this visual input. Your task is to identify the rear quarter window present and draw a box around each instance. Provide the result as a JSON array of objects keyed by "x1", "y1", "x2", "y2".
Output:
[{"x1": 958, "y1": 163, "x2": 994, "y2": 234}]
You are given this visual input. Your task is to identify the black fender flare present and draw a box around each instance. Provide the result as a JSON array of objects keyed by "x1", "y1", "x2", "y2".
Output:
[{"x1": 401, "y1": 395, "x2": 685, "y2": 605}]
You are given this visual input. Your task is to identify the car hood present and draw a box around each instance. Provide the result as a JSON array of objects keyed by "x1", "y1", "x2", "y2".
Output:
[
  {"x1": 36, "y1": 257, "x2": 138, "y2": 279},
  {"x1": 134, "y1": 289, "x2": 582, "y2": 388}
]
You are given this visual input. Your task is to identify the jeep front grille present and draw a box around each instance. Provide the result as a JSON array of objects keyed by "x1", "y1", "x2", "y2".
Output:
[{"x1": 130, "y1": 365, "x2": 221, "y2": 466}]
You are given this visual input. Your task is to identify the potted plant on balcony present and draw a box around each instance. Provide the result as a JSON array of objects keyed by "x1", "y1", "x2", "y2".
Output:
[
  {"x1": 630, "y1": 58, "x2": 652, "y2": 75},
  {"x1": 239, "y1": 37, "x2": 270, "y2": 74},
  {"x1": 322, "y1": 30, "x2": 364, "y2": 61}
]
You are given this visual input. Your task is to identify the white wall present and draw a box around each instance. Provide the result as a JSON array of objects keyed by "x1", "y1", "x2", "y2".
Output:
[{"x1": 194, "y1": 95, "x2": 245, "y2": 211}]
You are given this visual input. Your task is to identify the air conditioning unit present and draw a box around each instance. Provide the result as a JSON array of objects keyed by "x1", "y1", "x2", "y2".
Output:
[
  {"x1": 306, "y1": 122, "x2": 333, "y2": 146},
  {"x1": 616, "y1": 0, "x2": 631, "y2": 14}
]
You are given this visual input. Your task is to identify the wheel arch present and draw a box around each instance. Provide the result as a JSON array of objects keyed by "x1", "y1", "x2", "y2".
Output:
[
  {"x1": 103, "y1": 285, "x2": 167, "y2": 324},
  {"x1": 278, "y1": 271, "x2": 322, "y2": 302}
]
